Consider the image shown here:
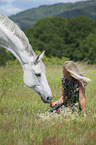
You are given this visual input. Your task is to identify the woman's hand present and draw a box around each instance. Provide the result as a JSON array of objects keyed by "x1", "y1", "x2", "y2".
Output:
[
  {"x1": 50, "y1": 102, "x2": 58, "y2": 108},
  {"x1": 50, "y1": 96, "x2": 64, "y2": 108}
]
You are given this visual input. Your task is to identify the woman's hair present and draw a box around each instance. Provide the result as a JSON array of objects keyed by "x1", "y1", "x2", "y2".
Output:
[
  {"x1": 63, "y1": 61, "x2": 80, "y2": 74},
  {"x1": 63, "y1": 61, "x2": 91, "y2": 86}
]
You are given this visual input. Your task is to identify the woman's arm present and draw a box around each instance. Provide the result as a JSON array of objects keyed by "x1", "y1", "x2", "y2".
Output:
[
  {"x1": 50, "y1": 85, "x2": 67, "y2": 108},
  {"x1": 79, "y1": 85, "x2": 86, "y2": 114}
]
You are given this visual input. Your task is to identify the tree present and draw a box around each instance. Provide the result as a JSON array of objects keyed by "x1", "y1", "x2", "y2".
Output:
[
  {"x1": 25, "y1": 16, "x2": 96, "y2": 64},
  {"x1": 0, "y1": 47, "x2": 15, "y2": 66}
]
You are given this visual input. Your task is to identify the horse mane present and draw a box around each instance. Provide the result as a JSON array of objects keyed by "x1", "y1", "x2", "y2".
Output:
[{"x1": 0, "y1": 13, "x2": 34, "y2": 54}]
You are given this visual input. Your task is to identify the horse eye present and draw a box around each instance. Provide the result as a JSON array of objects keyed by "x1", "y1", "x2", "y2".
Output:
[{"x1": 35, "y1": 73, "x2": 41, "y2": 77}]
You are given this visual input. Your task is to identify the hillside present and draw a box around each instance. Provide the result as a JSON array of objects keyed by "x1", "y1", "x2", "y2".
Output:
[{"x1": 9, "y1": 0, "x2": 96, "y2": 31}]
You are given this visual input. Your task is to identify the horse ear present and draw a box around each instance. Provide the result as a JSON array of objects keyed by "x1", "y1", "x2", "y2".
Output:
[
  {"x1": 38, "y1": 51, "x2": 45, "y2": 60},
  {"x1": 34, "y1": 51, "x2": 45, "y2": 63},
  {"x1": 34, "y1": 53, "x2": 40, "y2": 62}
]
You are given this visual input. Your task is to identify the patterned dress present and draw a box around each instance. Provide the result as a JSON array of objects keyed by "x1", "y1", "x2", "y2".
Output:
[
  {"x1": 62, "y1": 76, "x2": 82, "y2": 111},
  {"x1": 49, "y1": 76, "x2": 87, "y2": 113}
]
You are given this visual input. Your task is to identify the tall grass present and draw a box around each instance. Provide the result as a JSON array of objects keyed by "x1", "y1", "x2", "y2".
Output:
[{"x1": 0, "y1": 62, "x2": 96, "y2": 145}]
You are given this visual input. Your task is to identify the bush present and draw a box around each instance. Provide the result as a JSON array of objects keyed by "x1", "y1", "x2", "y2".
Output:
[{"x1": 0, "y1": 47, "x2": 15, "y2": 66}]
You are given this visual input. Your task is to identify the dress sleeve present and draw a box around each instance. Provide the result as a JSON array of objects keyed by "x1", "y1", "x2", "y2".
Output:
[
  {"x1": 79, "y1": 74, "x2": 87, "y2": 86},
  {"x1": 62, "y1": 76, "x2": 66, "y2": 87},
  {"x1": 62, "y1": 76, "x2": 65, "y2": 84}
]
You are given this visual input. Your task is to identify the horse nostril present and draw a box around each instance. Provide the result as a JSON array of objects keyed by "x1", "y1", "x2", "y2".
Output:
[{"x1": 47, "y1": 97, "x2": 50, "y2": 100}]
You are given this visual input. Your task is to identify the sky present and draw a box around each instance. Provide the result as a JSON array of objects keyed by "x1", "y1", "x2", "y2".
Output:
[{"x1": 0, "y1": 0, "x2": 88, "y2": 16}]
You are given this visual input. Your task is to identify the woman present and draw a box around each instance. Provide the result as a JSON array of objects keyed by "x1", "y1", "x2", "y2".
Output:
[{"x1": 50, "y1": 61, "x2": 91, "y2": 115}]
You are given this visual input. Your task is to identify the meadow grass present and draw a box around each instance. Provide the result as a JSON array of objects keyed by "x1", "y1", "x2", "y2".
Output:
[{"x1": 0, "y1": 63, "x2": 96, "y2": 145}]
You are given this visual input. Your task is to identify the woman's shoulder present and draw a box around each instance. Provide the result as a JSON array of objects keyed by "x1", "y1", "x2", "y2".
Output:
[
  {"x1": 72, "y1": 77, "x2": 81, "y2": 86},
  {"x1": 73, "y1": 77, "x2": 87, "y2": 87}
]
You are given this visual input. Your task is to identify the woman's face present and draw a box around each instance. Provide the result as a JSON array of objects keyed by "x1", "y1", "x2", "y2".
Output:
[{"x1": 63, "y1": 70, "x2": 72, "y2": 80}]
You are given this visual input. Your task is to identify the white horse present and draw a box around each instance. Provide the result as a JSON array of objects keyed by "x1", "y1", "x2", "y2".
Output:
[{"x1": 0, "y1": 13, "x2": 52, "y2": 103}]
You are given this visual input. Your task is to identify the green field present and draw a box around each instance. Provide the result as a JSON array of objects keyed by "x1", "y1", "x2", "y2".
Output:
[{"x1": 0, "y1": 63, "x2": 96, "y2": 145}]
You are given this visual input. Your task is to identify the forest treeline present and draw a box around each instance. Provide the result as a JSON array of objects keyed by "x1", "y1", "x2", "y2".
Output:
[
  {"x1": 0, "y1": 15, "x2": 96, "y2": 65},
  {"x1": 25, "y1": 16, "x2": 96, "y2": 64}
]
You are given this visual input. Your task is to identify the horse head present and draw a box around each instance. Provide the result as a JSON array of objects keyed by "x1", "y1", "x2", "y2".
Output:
[
  {"x1": 0, "y1": 13, "x2": 52, "y2": 104},
  {"x1": 23, "y1": 51, "x2": 52, "y2": 103}
]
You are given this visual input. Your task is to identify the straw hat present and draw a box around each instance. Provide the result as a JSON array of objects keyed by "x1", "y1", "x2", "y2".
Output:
[{"x1": 63, "y1": 61, "x2": 91, "y2": 85}]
